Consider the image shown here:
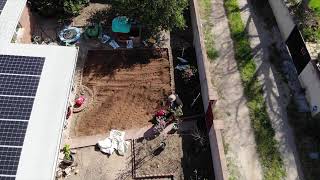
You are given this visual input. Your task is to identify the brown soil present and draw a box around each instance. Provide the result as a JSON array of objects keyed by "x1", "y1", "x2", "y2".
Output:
[
  {"x1": 134, "y1": 135, "x2": 183, "y2": 179},
  {"x1": 73, "y1": 49, "x2": 171, "y2": 137},
  {"x1": 72, "y1": 2, "x2": 112, "y2": 26}
]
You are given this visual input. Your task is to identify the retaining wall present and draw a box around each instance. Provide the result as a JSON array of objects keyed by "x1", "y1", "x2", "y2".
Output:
[{"x1": 189, "y1": 0, "x2": 228, "y2": 180}]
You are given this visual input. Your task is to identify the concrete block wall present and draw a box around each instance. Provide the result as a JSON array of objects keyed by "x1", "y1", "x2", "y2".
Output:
[{"x1": 190, "y1": 0, "x2": 228, "y2": 179}]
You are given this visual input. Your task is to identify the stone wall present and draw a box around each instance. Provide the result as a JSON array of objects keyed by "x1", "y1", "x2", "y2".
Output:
[{"x1": 189, "y1": 0, "x2": 228, "y2": 180}]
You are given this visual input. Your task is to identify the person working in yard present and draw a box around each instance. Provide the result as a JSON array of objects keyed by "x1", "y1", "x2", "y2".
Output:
[
  {"x1": 167, "y1": 94, "x2": 183, "y2": 120},
  {"x1": 153, "y1": 94, "x2": 183, "y2": 135},
  {"x1": 168, "y1": 94, "x2": 183, "y2": 108}
]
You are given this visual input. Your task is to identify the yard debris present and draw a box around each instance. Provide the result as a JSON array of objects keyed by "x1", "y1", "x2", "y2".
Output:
[
  {"x1": 56, "y1": 170, "x2": 63, "y2": 178},
  {"x1": 175, "y1": 64, "x2": 198, "y2": 83},
  {"x1": 147, "y1": 38, "x2": 157, "y2": 44},
  {"x1": 109, "y1": 40, "x2": 120, "y2": 49},
  {"x1": 309, "y1": 152, "x2": 320, "y2": 160},
  {"x1": 97, "y1": 130, "x2": 129, "y2": 156},
  {"x1": 70, "y1": 149, "x2": 77, "y2": 154},
  {"x1": 142, "y1": 40, "x2": 148, "y2": 47},
  {"x1": 190, "y1": 93, "x2": 201, "y2": 108},
  {"x1": 127, "y1": 40, "x2": 133, "y2": 48},
  {"x1": 101, "y1": 34, "x2": 111, "y2": 44},
  {"x1": 64, "y1": 167, "x2": 72, "y2": 176},
  {"x1": 58, "y1": 27, "x2": 82, "y2": 45},
  {"x1": 177, "y1": 57, "x2": 188, "y2": 63},
  {"x1": 84, "y1": 23, "x2": 102, "y2": 39},
  {"x1": 32, "y1": 35, "x2": 42, "y2": 44},
  {"x1": 152, "y1": 141, "x2": 166, "y2": 156},
  {"x1": 66, "y1": 106, "x2": 72, "y2": 119},
  {"x1": 175, "y1": 64, "x2": 189, "y2": 71}
]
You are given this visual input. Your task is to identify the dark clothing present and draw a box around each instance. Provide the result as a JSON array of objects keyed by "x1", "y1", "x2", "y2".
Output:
[{"x1": 174, "y1": 95, "x2": 183, "y2": 107}]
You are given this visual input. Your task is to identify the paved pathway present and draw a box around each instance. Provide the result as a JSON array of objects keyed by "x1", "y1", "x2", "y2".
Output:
[
  {"x1": 236, "y1": 0, "x2": 304, "y2": 179},
  {"x1": 209, "y1": 0, "x2": 263, "y2": 179},
  {"x1": 67, "y1": 120, "x2": 196, "y2": 148},
  {"x1": 207, "y1": 0, "x2": 304, "y2": 178}
]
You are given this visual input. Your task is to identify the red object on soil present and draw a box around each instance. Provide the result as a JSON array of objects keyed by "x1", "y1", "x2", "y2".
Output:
[
  {"x1": 75, "y1": 96, "x2": 85, "y2": 107},
  {"x1": 156, "y1": 109, "x2": 166, "y2": 117}
]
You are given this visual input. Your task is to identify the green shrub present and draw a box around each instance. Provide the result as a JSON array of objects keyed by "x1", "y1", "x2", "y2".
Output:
[
  {"x1": 63, "y1": 0, "x2": 88, "y2": 15},
  {"x1": 63, "y1": 144, "x2": 72, "y2": 160},
  {"x1": 109, "y1": 0, "x2": 188, "y2": 34},
  {"x1": 28, "y1": 0, "x2": 88, "y2": 16},
  {"x1": 309, "y1": 0, "x2": 320, "y2": 15},
  {"x1": 302, "y1": 26, "x2": 320, "y2": 42}
]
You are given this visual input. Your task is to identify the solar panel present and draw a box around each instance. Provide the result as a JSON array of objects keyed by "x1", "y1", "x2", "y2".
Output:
[
  {"x1": 0, "y1": 176, "x2": 16, "y2": 180},
  {"x1": 0, "y1": 54, "x2": 45, "y2": 179},
  {"x1": 0, "y1": 96, "x2": 34, "y2": 120},
  {"x1": 0, "y1": 0, "x2": 7, "y2": 11},
  {"x1": 0, "y1": 147, "x2": 21, "y2": 175},
  {"x1": 0, "y1": 121, "x2": 28, "y2": 146},
  {"x1": 0, "y1": 74, "x2": 41, "y2": 97},
  {"x1": 0, "y1": 55, "x2": 45, "y2": 75}
]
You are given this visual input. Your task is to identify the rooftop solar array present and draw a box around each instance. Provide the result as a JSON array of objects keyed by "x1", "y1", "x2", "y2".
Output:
[
  {"x1": 0, "y1": 55, "x2": 44, "y2": 180},
  {"x1": 0, "y1": 55, "x2": 44, "y2": 75},
  {"x1": 0, "y1": 0, "x2": 7, "y2": 14}
]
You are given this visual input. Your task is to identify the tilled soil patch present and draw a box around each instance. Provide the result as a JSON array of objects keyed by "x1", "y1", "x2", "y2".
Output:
[{"x1": 72, "y1": 49, "x2": 171, "y2": 137}]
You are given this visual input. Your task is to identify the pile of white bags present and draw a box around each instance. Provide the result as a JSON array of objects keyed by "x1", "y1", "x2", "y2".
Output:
[{"x1": 97, "y1": 130, "x2": 129, "y2": 156}]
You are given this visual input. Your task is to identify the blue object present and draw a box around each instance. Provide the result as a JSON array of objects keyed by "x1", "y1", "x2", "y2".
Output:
[
  {"x1": 112, "y1": 16, "x2": 131, "y2": 33},
  {"x1": 59, "y1": 27, "x2": 81, "y2": 44}
]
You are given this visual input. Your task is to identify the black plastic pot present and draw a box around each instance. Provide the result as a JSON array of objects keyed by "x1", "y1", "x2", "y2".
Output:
[{"x1": 63, "y1": 155, "x2": 74, "y2": 166}]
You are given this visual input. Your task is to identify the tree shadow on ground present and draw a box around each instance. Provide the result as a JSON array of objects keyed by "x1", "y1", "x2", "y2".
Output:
[
  {"x1": 236, "y1": 0, "x2": 306, "y2": 179},
  {"x1": 87, "y1": 6, "x2": 117, "y2": 27},
  {"x1": 83, "y1": 49, "x2": 169, "y2": 77}
]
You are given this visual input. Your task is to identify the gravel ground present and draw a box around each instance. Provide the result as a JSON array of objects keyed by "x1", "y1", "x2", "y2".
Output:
[{"x1": 63, "y1": 145, "x2": 133, "y2": 180}]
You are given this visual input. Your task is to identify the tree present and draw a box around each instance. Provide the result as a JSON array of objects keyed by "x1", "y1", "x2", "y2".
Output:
[
  {"x1": 110, "y1": 0, "x2": 188, "y2": 33},
  {"x1": 28, "y1": 0, "x2": 89, "y2": 17}
]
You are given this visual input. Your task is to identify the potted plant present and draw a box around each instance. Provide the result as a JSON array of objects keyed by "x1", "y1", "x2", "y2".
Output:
[{"x1": 62, "y1": 144, "x2": 74, "y2": 165}]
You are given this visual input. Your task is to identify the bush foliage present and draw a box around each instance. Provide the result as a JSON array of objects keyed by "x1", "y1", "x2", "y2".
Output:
[
  {"x1": 28, "y1": 0, "x2": 89, "y2": 16},
  {"x1": 110, "y1": 0, "x2": 188, "y2": 33}
]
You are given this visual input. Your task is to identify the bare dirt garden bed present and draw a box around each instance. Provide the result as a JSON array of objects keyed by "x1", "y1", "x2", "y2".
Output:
[
  {"x1": 71, "y1": 49, "x2": 171, "y2": 137},
  {"x1": 133, "y1": 134, "x2": 214, "y2": 179}
]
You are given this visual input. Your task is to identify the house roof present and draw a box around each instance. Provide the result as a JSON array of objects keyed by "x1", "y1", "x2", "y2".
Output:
[{"x1": 0, "y1": 1, "x2": 78, "y2": 180}]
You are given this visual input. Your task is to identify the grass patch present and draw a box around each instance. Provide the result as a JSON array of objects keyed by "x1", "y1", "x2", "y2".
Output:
[
  {"x1": 224, "y1": 0, "x2": 286, "y2": 179},
  {"x1": 198, "y1": 0, "x2": 219, "y2": 61},
  {"x1": 309, "y1": 0, "x2": 320, "y2": 15},
  {"x1": 302, "y1": 26, "x2": 320, "y2": 43}
]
